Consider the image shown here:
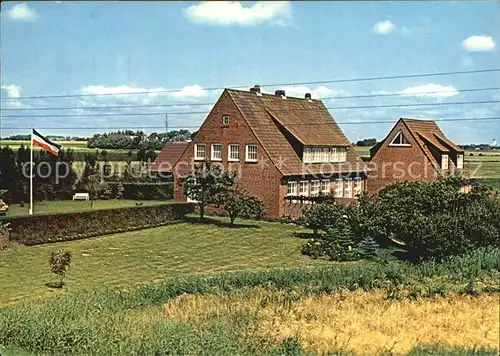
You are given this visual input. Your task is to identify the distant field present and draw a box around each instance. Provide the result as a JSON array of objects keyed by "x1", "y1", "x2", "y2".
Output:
[{"x1": 1, "y1": 140, "x2": 89, "y2": 150}]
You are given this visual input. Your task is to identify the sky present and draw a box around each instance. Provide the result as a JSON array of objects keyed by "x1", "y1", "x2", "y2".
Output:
[{"x1": 1, "y1": 1, "x2": 499, "y2": 144}]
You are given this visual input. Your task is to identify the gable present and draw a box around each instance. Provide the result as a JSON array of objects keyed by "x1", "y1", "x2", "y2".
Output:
[{"x1": 389, "y1": 130, "x2": 411, "y2": 146}]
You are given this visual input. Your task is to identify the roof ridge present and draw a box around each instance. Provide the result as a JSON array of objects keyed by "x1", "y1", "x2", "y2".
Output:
[{"x1": 226, "y1": 88, "x2": 321, "y2": 101}]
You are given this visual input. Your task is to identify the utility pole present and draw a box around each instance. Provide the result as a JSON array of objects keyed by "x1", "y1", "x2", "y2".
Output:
[{"x1": 165, "y1": 114, "x2": 168, "y2": 134}]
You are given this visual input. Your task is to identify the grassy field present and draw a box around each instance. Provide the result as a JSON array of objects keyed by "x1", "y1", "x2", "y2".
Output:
[
  {"x1": 1, "y1": 199, "x2": 172, "y2": 219},
  {"x1": 1, "y1": 140, "x2": 89, "y2": 151},
  {"x1": 1, "y1": 247, "x2": 498, "y2": 355},
  {"x1": 0, "y1": 217, "x2": 325, "y2": 305}
]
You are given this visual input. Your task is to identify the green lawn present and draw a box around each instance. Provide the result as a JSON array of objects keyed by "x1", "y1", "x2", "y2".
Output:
[
  {"x1": 0, "y1": 217, "x2": 323, "y2": 305},
  {"x1": 1, "y1": 200, "x2": 173, "y2": 219}
]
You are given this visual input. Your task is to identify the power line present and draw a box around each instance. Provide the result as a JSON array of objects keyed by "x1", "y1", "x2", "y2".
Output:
[
  {"x1": 2, "y1": 100, "x2": 499, "y2": 118},
  {"x1": 2, "y1": 68, "x2": 499, "y2": 101},
  {"x1": 2, "y1": 86, "x2": 499, "y2": 112},
  {"x1": 3, "y1": 117, "x2": 500, "y2": 130}
]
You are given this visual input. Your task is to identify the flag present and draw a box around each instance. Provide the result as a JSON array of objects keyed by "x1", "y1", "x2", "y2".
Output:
[{"x1": 32, "y1": 129, "x2": 61, "y2": 156}]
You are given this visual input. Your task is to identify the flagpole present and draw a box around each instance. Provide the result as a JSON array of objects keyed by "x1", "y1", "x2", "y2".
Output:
[{"x1": 29, "y1": 128, "x2": 33, "y2": 215}]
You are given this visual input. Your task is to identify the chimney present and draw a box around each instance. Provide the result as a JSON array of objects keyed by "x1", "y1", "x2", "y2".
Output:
[
  {"x1": 305, "y1": 93, "x2": 312, "y2": 100},
  {"x1": 250, "y1": 84, "x2": 261, "y2": 95},
  {"x1": 275, "y1": 89, "x2": 286, "y2": 98}
]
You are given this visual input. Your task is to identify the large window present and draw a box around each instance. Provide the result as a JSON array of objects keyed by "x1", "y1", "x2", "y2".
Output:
[
  {"x1": 211, "y1": 144, "x2": 222, "y2": 161},
  {"x1": 457, "y1": 154, "x2": 464, "y2": 169},
  {"x1": 228, "y1": 144, "x2": 240, "y2": 161},
  {"x1": 344, "y1": 178, "x2": 353, "y2": 198},
  {"x1": 194, "y1": 144, "x2": 206, "y2": 160},
  {"x1": 310, "y1": 180, "x2": 320, "y2": 196},
  {"x1": 441, "y1": 154, "x2": 449, "y2": 170},
  {"x1": 246, "y1": 144, "x2": 258, "y2": 162},
  {"x1": 287, "y1": 181, "x2": 297, "y2": 196},
  {"x1": 321, "y1": 180, "x2": 330, "y2": 194},
  {"x1": 334, "y1": 179, "x2": 343, "y2": 198}
]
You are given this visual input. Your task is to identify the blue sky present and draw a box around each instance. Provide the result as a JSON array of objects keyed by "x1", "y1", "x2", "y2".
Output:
[{"x1": 1, "y1": 1, "x2": 499, "y2": 143}]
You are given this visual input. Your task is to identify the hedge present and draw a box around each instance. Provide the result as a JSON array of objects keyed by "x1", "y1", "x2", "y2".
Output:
[
  {"x1": 5, "y1": 203, "x2": 194, "y2": 246},
  {"x1": 108, "y1": 182, "x2": 173, "y2": 200}
]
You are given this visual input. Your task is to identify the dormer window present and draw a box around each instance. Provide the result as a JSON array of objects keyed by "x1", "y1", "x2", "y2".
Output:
[
  {"x1": 222, "y1": 115, "x2": 229, "y2": 126},
  {"x1": 389, "y1": 131, "x2": 411, "y2": 147},
  {"x1": 303, "y1": 147, "x2": 347, "y2": 163},
  {"x1": 457, "y1": 154, "x2": 464, "y2": 169},
  {"x1": 441, "y1": 154, "x2": 449, "y2": 170}
]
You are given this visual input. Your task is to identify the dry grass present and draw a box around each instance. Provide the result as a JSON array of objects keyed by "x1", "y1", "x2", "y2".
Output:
[{"x1": 163, "y1": 289, "x2": 500, "y2": 355}]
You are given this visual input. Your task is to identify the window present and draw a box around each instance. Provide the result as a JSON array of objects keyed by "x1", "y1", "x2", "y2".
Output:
[
  {"x1": 457, "y1": 154, "x2": 464, "y2": 169},
  {"x1": 344, "y1": 178, "x2": 353, "y2": 198},
  {"x1": 334, "y1": 179, "x2": 343, "y2": 198},
  {"x1": 246, "y1": 144, "x2": 258, "y2": 162},
  {"x1": 299, "y1": 181, "x2": 309, "y2": 196},
  {"x1": 303, "y1": 147, "x2": 312, "y2": 163},
  {"x1": 310, "y1": 180, "x2": 320, "y2": 196},
  {"x1": 354, "y1": 177, "x2": 362, "y2": 196},
  {"x1": 390, "y1": 131, "x2": 411, "y2": 146},
  {"x1": 194, "y1": 144, "x2": 206, "y2": 160},
  {"x1": 287, "y1": 181, "x2": 297, "y2": 196},
  {"x1": 441, "y1": 154, "x2": 449, "y2": 170},
  {"x1": 330, "y1": 148, "x2": 338, "y2": 163},
  {"x1": 228, "y1": 144, "x2": 239, "y2": 161},
  {"x1": 321, "y1": 180, "x2": 330, "y2": 194},
  {"x1": 338, "y1": 148, "x2": 347, "y2": 162},
  {"x1": 211, "y1": 144, "x2": 222, "y2": 161},
  {"x1": 312, "y1": 148, "x2": 322, "y2": 163},
  {"x1": 322, "y1": 148, "x2": 330, "y2": 162},
  {"x1": 222, "y1": 115, "x2": 229, "y2": 126}
]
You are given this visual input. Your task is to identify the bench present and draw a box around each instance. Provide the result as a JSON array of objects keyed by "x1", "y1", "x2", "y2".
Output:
[{"x1": 73, "y1": 193, "x2": 90, "y2": 201}]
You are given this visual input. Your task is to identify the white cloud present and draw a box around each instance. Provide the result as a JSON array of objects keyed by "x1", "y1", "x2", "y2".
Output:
[
  {"x1": 185, "y1": 1, "x2": 293, "y2": 27},
  {"x1": 461, "y1": 35, "x2": 496, "y2": 52},
  {"x1": 400, "y1": 83, "x2": 459, "y2": 98},
  {"x1": 1, "y1": 84, "x2": 22, "y2": 98},
  {"x1": 372, "y1": 20, "x2": 395, "y2": 35},
  {"x1": 170, "y1": 85, "x2": 206, "y2": 98},
  {"x1": 7, "y1": 3, "x2": 38, "y2": 22}
]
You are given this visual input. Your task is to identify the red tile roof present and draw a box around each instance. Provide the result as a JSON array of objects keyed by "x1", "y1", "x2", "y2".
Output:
[
  {"x1": 227, "y1": 89, "x2": 365, "y2": 176},
  {"x1": 151, "y1": 142, "x2": 189, "y2": 172}
]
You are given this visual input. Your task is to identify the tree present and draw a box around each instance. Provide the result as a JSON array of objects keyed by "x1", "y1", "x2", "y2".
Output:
[
  {"x1": 84, "y1": 173, "x2": 106, "y2": 209},
  {"x1": 356, "y1": 138, "x2": 377, "y2": 147},
  {"x1": 222, "y1": 186, "x2": 266, "y2": 225},
  {"x1": 178, "y1": 160, "x2": 235, "y2": 218},
  {"x1": 357, "y1": 236, "x2": 379, "y2": 259},
  {"x1": 49, "y1": 249, "x2": 72, "y2": 287}
]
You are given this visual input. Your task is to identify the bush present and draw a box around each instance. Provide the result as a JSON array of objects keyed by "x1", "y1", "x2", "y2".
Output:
[
  {"x1": 49, "y1": 249, "x2": 72, "y2": 287},
  {"x1": 298, "y1": 199, "x2": 350, "y2": 235},
  {"x1": 5, "y1": 203, "x2": 194, "y2": 245},
  {"x1": 357, "y1": 236, "x2": 379, "y2": 259}
]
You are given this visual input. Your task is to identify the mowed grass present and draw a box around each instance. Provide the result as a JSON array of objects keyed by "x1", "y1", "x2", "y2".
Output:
[
  {"x1": 1, "y1": 199, "x2": 172, "y2": 219},
  {"x1": 0, "y1": 217, "x2": 325, "y2": 305}
]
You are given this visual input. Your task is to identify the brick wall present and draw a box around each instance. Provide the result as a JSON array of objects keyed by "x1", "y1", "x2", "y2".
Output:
[
  {"x1": 173, "y1": 90, "x2": 283, "y2": 218},
  {"x1": 367, "y1": 122, "x2": 438, "y2": 194}
]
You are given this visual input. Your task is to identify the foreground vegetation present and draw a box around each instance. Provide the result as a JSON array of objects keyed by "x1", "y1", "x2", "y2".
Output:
[{"x1": 0, "y1": 248, "x2": 498, "y2": 355}]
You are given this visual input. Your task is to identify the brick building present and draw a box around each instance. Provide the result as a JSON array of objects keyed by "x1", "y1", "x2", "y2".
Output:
[
  {"x1": 170, "y1": 85, "x2": 367, "y2": 218},
  {"x1": 367, "y1": 118, "x2": 466, "y2": 193}
]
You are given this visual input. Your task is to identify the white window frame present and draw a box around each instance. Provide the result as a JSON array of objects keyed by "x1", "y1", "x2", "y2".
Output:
[
  {"x1": 457, "y1": 154, "x2": 463, "y2": 169},
  {"x1": 299, "y1": 181, "x2": 309, "y2": 197},
  {"x1": 211, "y1": 144, "x2": 222, "y2": 161},
  {"x1": 354, "y1": 177, "x2": 362, "y2": 196},
  {"x1": 228, "y1": 144, "x2": 240, "y2": 162},
  {"x1": 334, "y1": 179, "x2": 343, "y2": 198},
  {"x1": 303, "y1": 147, "x2": 312, "y2": 163},
  {"x1": 344, "y1": 178, "x2": 353, "y2": 198},
  {"x1": 389, "y1": 131, "x2": 411, "y2": 147},
  {"x1": 441, "y1": 154, "x2": 449, "y2": 170},
  {"x1": 330, "y1": 148, "x2": 339, "y2": 163},
  {"x1": 338, "y1": 148, "x2": 347, "y2": 162},
  {"x1": 321, "y1": 180, "x2": 330, "y2": 194},
  {"x1": 286, "y1": 181, "x2": 297, "y2": 196},
  {"x1": 222, "y1": 115, "x2": 230, "y2": 126},
  {"x1": 194, "y1": 143, "x2": 206, "y2": 160},
  {"x1": 310, "y1": 180, "x2": 320, "y2": 197},
  {"x1": 245, "y1": 144, "x2": 258, "y2": 162},
  {"x1": 321, "y1": 148, "x2": 329, "y2": 162}
]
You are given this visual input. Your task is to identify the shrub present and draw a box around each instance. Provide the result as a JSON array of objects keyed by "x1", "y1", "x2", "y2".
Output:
[
  {"x1": 298, "y1": 199, "x2": 350, "y2": 235},
  {"x1": 49, "y1": 249, "x2": 72, "y2": 287},
  {"x1": 357, "y1": 236, "x2": 379, "y2": 259},
  {"x1": 5, "y1": 203, "x2": 193, "y2": 245},
  {"x1": 108, "y1": 182, "x2": 173, "y2": 200}
]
